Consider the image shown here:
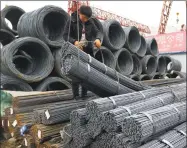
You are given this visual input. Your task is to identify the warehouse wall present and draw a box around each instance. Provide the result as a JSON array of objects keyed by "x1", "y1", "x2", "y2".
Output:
[{"x1": 161, "y1": 52, "x2": 186, "y2": 72}]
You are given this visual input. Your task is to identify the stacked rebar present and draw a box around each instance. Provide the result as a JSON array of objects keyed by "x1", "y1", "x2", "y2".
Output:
[
  {"x1": 138, "y1": 122, "x2": 186, "y2": 148},
  {"x1": 122, "y1": 102, "x2": 186, "y2": 142}
]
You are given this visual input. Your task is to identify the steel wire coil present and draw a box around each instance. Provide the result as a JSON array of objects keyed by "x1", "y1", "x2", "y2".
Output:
[
  {"x1": 141, "y1": 55, "x2": 157, "y2": 75},
  {"x1": 130, "y1": 74, "x2": 141, "y2": 81},
  {"x1": 17, "y1": 5, "x2": 69, "y2": 48},
  {"x1": 131, "y1": 54, "x2": 142, "y2": 75},
  {"x1": 102, "y1": 19, "x2": 126, "y2": 51},
  {"x1": 1, "y1": 5, "x2": 25, "y2": 35},
  {"x1": 103, "y1": 88, "x2": 186, "y2": 133},
  {"x1": 123, "y1": 26, "x2": 141, "y2": 53},
  {"x1": 1, "y1": 37, "x2": 54, "y2": 82},
  {"x1": 36, "y1": 77, "x2": 71, "y2": 91},
  {"x1": 0, "y1": 29, "x2": 15, "y2": 47},
  {"x1": 146, "y1": 38, "x2": 159, "y2": 57},
  {"x1": 136, "y1": 36, "x2": 147, "y2": 57},
  {"x1": 61, "y1": 42, "x2": 150, "y2": 91},
  {"x1": 151, "y1": 73, "x2": 165, "y2": 80},
  {"x1": 114, "y1": 48, "x2": 134, "y2": 76},
  {"x1": 169, "y1": 71, "x2": 186, "y2": 79},
  {"x1": 122, "y1": 102, "x2": 186, "y2": 143},
  {"x1": 164, "y1": 55, "x2": 182, "y2": 72},
  {"x1": 1, "y1": 74, "x2": 33, "y2": 91},
  {"x1": 156, "y1": 55, "x2": 166, "y2": 74},
  {"x1": 63, "y1": 54, "x2": 134, "y2": 97},
  {"x1": 139, "y1": 74, "x2": 152, "y2": 81},
  {"x1": 93, "y1": 46, "x2": 116, "y2": 69},
  {"x1": 138, "y1": 122, "x2": 186, "y2": 148}
]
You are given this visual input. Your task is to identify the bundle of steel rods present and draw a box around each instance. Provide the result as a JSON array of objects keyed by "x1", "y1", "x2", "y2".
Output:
[
  {"x1": 103, "y1": 88, "x2": 186, "y2": 133},
  {"x1": 122, "y1": 101, "x2": 186, "y2": 143},
  {"x1": 63, "y1": 54, "x2": 135, "y2": 97},
  {"x1": 139, "y1": 122, "x2": 186, "y2": 148},
  {"x1": 15, "y1": 112, "x2": 34, "y2": 126},
  {"x1": 61, "y1": 41, "x2": 150, "y2": 91}
]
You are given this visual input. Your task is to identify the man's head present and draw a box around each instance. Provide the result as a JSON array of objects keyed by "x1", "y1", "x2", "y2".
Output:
[{"x1": 79, "y1": 5, "x2": 92, "y2": 23}]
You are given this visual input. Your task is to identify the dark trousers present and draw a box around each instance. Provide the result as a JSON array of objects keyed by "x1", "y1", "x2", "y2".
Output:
[{"x1": 72, "y1": 46, "x2": 94, "y2": 98}]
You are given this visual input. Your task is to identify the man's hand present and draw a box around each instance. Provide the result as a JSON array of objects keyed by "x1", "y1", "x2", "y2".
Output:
[
  {"x1": 74, "y1": 41, "x2": 79, "y2": 46},
  {"x1": 94, "y1": 39, "x2": 101, "y2": 48}
]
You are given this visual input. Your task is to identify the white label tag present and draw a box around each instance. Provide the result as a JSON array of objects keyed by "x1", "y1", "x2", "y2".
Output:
[
  {"x1": 12, "y1": 120, "x2": 17, "y2": 127},
  {"x1": 11, "y1": 132, "x2": 14, "y2": 137},
  {"x1": 10, "y1": 108, "x2": 13, "y2": 115},
  {"x1": 2, "y1": 120, "x2": 4, "y2": 127},
  {"x1": 45, "y1": 110, "x2": 50, "y2": 119},
  {"x1": 38, "y1": 130, "x2": 42, "y2": 139},
  {"x1": 24, "y1": 138, "x2": 28, "y2": 146},
  {"x1": 8, "y1": 120, "x2": 10, "y2": 127}
]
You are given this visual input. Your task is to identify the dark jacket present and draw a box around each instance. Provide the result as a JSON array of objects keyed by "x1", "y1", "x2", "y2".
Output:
[{"x1": 63, "y1": 11, "x2": 102, "y2": 47}]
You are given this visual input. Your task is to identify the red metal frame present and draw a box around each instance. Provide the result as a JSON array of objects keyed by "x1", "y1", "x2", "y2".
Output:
[
  {"x1": 158, "y1": 1, "x2": 173, "y2": 34},
  {"x1": 68, "y1": 1, "x2": 151, "y2": 34}
]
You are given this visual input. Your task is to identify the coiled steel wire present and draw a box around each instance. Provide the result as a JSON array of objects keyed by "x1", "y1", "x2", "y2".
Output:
[
  {"x1": 164, "y1": 55, "x2": 182, "y2": 72},
  {"x1": 102, "y1": 19, "x2": 126, "y2": 51},
  {"x1": 131, "y1": 54, "x2": 142, "y2": 75},
  {"x1": 17, "y1": 5, "x2": 69, "y2": 48},
  {"x1": 1, "y1": 37, "x2": 54, "y2": 82},
  {"x1": 123, "y1": 26, "x2": 141, "y2": 53},
  {"x1": 151, "y1": 73, "x2": 165, "y2": 80},
  {"x1": 114, "y1": 48, "x2": 134, "y2": 76},
  {"x1": 1, "y1": 5, "x2": 25, "y2": 35},
  {"x1": 146, "y1": 38, "x2": 159, "y2": 57},
  {"x1": 0, "y1": 29, "x2": 15, "y2": 46},
  {"x1": 93, "y1": 46, "x2": 116, "y2": 69},
  {"x1": 169, "y1": 71, "x2": 186, "y2": 79},
  {"x1": 138, "y1": 122, "x2": 186, "y2": 148},
  {"x1": 36, "y1": 77, "x2": 71, "y2": 91},
  {"x1": 103, "y1": 88, "x2": 186, "y2": 133},
  {"x1": 61, "y1": 42, "x2": 149, "y2": 91},
  {"x1": 141, "y1": 55, "x2": 157, "y2": 75},
  {"x1": 1, "y1": 74, "x2": 33, "y2": 91},
  {"x1": 136, "y1": 36, "x2": 147, "y2": 57},
  {"x1": 122, "y1": 102, "x2": 186, "y2": 143},
  {"x1": 130, "y1": 74, "x2": 141, "y2": 81},
  {"x1": 139, "y1": 74, "x2": 152, "y2": 81},
  {"x1": 156, "y1": 55, "x2": 166, "y2": 74}
]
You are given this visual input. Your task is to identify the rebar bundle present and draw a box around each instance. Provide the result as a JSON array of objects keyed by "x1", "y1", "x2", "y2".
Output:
[
  {"x1": 61, "y1": 42, "x2": 149, "y2": 91},
  {"x1": 39, "y1": 96, "x2": 96, "y2": 125},
  {"x1": 63, "y1": 54, "x2": 134, "y2": 97},
  {"x1": 122, "y1": 102, "x2": 186, "y2": 142},
  {"x1": 103, "y1": 88, "x2": 186, "y2": 132},
  {"x1": 15, "y1": 112, "x2": 34, "y2": 126},
  {"x1": 31, "y1": 123, "x2": 66, "y2": 144},
  {"x1": 138, "y1": 122, "x2": 186, "y2": 148},
  {"x1": 23, "y1": 135, "x2": 36, "y2": 148},
  {"x1": 85, "y1": 83, "x2": 185, "y2": 138}
]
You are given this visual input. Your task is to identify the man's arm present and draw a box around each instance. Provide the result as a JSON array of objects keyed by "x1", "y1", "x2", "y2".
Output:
[
  {"x1": 91, "y1": 19, "x2": 103, "y2": 42},
  {"x1": 63, "y1": 19, "x2": 76, "y2": 44}
]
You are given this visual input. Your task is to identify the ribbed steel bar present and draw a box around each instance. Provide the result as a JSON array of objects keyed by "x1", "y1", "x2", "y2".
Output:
[
  {"x1": 122, "y1": 102, "x2": 186, "y2": 142},
  {"x1": 103, "y1": 88, "x2": 186, "y2": 133},
  {"x1": 15, "y1": 112, "x2": 34, "y2": 126},
  {"x1": 63, "y1": 54, "x2": 134, "y2": 97},
  {"x1": 61, "y1": 42, "x2": 150, "y2": 91},
  {"x1": 138, "y1": 122, "x2": 186, "y2": 148},
  {"x1": 85, "y1": 83, "x2": 185, "y2": 138},
  {"x1": 39, "y1": 96, "x2": 96, "y2": 125}
]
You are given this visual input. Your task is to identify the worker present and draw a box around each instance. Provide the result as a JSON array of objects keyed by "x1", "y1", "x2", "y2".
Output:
[{"x1": 63, "y1": 5, "x2": 102, "y2": 99}]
